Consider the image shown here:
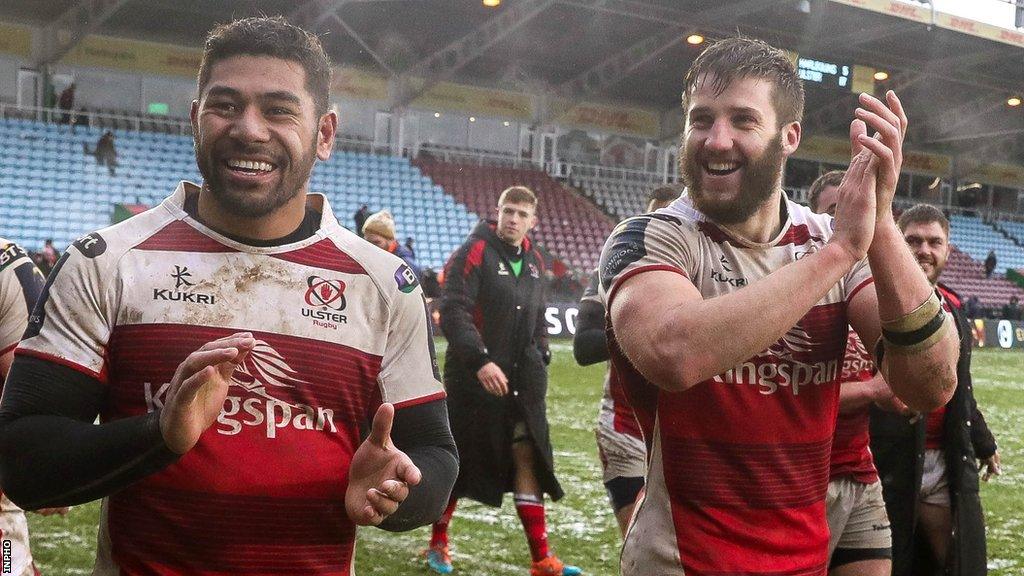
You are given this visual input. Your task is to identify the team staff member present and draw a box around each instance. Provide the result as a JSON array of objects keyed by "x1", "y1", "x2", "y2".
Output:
[
  {"x1": 428, "y1": 186, "x2": 581, "y2": 576},
  {"x1": 573, "y1": 185, "x2": 677, "y2": 536},
  {"x1": 870, "y1": 204, "x2": 1000, "y2": 576},
  {"x1": 0, "y1": 17, "x2": 456, "y2": 575},
  {"x1": 808, "y1": 172, "x2": 894, "y2": 576}
]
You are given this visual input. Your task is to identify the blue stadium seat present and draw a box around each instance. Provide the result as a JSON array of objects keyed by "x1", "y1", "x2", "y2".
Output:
[{"x1": 0, "y1": 116, "x2": 481, "y2": 268}]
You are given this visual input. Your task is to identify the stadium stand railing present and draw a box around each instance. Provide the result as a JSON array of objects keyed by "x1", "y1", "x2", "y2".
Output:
[
  {"x1": 416, "y1": 143, "x2": 537, "y2": 169},
  {"x1": 0, "y1": 102, "x2": 193, "y2": 135}
]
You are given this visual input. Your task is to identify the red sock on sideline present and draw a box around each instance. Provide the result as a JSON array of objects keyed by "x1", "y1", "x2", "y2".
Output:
[
  {"x1": 514, "y1": 494, "x2": 549, "y2": 562},
  {"x1": 430, "y1": 497, "x2": 458, "y2": 549}
]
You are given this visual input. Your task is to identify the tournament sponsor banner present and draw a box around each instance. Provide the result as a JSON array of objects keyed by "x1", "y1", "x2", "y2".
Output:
[
  {"x1": 829, "y1": 0, "x2": 931, "y2": 24},
  {"x1": 903, "y1": 150, "x2": 952, "y2": 176},
  {"x1": 60, "y1": 34, "x2": 201, "y2": 77},
  {"x1": 551, "y1": 99, "x2": 660, "y2": 137},
  {"x1": 828, "y1": 0, "x2": 1024, "y2": 49},
  {"x1": 965, "y1": 163, "x2": 1024, "y2": 188},
  {"x1": 794, "y1": 135, "x2": 952, "y2": 176},
  {"x1": 412, "y1": 80, "x2": 532, "y2": 120},
  {"x1": 0, "y1": 22, "x2": 32, "y2": 58},
  {"x1": 331, "y1": 67, "x2": 389, "y2": 101},
  {"x1": 792, "y1": 135, "x2": 851, "y2": 164},
  {"x1": 971, "y1": 318, "x2": 1024, "y2": 349},
  {"x1": 933, "y1": 11, "x2": 1024, "y2": 49}
]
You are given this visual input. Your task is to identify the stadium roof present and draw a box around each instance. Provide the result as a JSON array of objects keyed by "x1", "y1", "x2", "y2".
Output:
[{"x1": 3, "y1": 0, "x2": 1022, "y2": 171}]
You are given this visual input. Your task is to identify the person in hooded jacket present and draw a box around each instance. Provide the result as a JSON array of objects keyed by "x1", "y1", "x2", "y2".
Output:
[{"x1": 424, "y1": 186, "x2": 581, "y2": 576}]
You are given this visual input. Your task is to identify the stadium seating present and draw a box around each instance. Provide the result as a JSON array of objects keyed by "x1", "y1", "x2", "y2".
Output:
[
  {"x1": 993, "y1": 219, "x2": 1024, "y2": 266},
  {"x1": 948, "y1": 214, "x2": 1024, "y2": 275},
  {"x1": 0, "y1": 117, "x2": 476, "y2": 270},
  {"x1": 940, "y1": 247, "x2": 1024, "y2": 310},
  {"x1": 414, "y1": 158, "x2": 617, "y2": 272},
  {"x1": 572, "y1": 175, "x2": 657, "y2": 221},
  {"x1": 6, "y1": 114, "x2": 1024, "y2": 306}
]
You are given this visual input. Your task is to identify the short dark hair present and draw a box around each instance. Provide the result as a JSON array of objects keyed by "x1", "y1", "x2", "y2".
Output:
[
  {"x1": 682, "y1": 36, "x2": 804, "y2": 126},
  {"x1": 807, "y1": 170, "x2": 845, "y2": 212},
  {"x1": 897, "y1": 204, "x2": 950, "y2": 237},
  {"x1": 647, "y1": 185, "x2": 679, "y2": 211},
  {"x1": 197, "y1": 16, "x2": 332, "y2": 115}
]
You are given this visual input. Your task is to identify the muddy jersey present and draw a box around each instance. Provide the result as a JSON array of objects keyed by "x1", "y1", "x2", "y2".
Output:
[
  {"x1": 581, "y1": 270, "x2": 642, "y2": 441},
  {"x1": 0, "y1": 239, "x2": 45, "y2": 576},
  {"x1": 17, "y1": 183, "x2": 443, "y2": 576},
  {"x1": 830, "y1": 331, "x2": 879, "y2": 483},
  {"x1": 599, "y1": 194, "x2": 872, "y2": 576}
]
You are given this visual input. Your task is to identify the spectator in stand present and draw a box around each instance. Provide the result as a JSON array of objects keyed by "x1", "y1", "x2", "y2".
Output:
[
  {"x1": 362, "y1": 210, "x2": 421, "y2": 279},
  {"x1": 58, "y1": 83, "x2": 76, "y2": 127},
  {"x1": 405, "y1": 236, "x2": 416, "y2": 259},
  {"x1": 84, "y1": 131, "x2": 118, "y2": 176},
  {"x1": 1001, "y1": 295, "x2": 1022, "y2": 321},
  {"x1": 354, "y1": 204, "x2": 370, "y2": 237},
  {"x1": 984, "y1": 250, "x2": 996, "y2": 278},
  {"x1": 39, "y1": 239, "x2": 58, "y2": 276}
]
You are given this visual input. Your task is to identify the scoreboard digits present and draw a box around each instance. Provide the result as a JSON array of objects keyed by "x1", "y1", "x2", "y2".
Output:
[{"x1": 797, "y1": 57, "x2": 853, "y2": 90}]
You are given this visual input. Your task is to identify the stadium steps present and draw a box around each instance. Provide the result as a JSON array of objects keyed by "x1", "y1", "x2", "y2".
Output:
[{"x1": 992, "y1": 220, "x2": 1024, "y2": 248}]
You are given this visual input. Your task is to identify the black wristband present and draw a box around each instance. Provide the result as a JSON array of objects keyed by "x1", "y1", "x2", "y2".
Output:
[{"x1": 882, "y1": 308, "x2": 947, "y2": 347}]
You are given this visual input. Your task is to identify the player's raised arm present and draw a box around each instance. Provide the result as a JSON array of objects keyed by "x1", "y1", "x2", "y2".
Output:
[{"x1": 847, "y1": 91, "x2": 957, "y2": 412}]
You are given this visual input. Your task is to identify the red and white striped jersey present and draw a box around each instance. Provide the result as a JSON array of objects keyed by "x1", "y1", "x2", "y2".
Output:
[
  {"x1": 17, "y1": 183, "x2": 443, "y2": 576},
  {"x1": 830, "y1": 331, "x2": 879, "y2": 483},
  {"x1": 599, "y1": 193, "x2": 872, "y2": 576}
]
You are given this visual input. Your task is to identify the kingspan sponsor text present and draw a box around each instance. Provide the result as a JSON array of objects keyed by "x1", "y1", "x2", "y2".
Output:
[{"x1": 712, "y1": 359, "x2": 839, "y2": 396}]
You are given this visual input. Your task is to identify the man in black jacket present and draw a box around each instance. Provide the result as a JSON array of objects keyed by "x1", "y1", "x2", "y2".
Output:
[
  {"x1": 870, "y1": 204, "x2": 1001, "y2": 576},
  {"x1": 427, "y1": 186, "x2": 580, "y2": 576}
]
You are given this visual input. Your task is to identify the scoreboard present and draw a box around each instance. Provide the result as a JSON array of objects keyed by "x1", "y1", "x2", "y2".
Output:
[
  {"x1": 797, "y1": 57, "x2": 852, "y2": 89},
  {"x1": 785, "y1": 50, "x2": 877, "y2": 93}
]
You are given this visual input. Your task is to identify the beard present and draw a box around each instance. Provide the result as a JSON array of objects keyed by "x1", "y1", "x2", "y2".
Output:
[
  {"x1": 195, "y1": 133, "x2": 318, "y2": 219},
  {"x1": 680, "y1": 132, "x2": 786, "y2": 225},
  {"x1": 918, "y1": 257, "x2": 946, "y2": 285}
]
